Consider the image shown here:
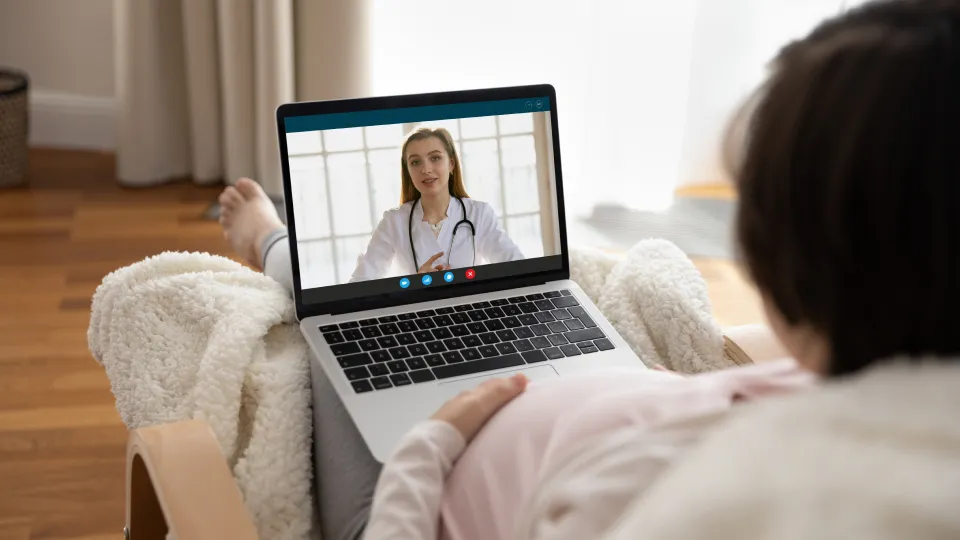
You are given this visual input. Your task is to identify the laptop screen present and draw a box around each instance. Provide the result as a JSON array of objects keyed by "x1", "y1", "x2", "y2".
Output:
[{"x1": 280, "y1": 89, "x2": 565, "y2": 314}]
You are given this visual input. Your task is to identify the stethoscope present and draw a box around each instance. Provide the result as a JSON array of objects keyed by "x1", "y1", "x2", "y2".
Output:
[{"x1": 408, "y1": 196, "x2": 476, "y2": 272}]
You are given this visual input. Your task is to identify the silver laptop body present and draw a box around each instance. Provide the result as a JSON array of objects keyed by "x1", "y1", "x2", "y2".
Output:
[{"x1": 277, "y1": 84, "x2": 646, "y2": 462}]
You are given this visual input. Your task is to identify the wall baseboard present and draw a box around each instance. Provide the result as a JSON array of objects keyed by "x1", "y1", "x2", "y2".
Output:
[{"x1": 29, "y1": 90, "x2": 116, "y2": 150}]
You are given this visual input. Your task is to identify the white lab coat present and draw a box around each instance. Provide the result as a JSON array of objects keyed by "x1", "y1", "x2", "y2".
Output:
[{"x1": 349, "y1": 197, "x2": 525, "y2": 282}]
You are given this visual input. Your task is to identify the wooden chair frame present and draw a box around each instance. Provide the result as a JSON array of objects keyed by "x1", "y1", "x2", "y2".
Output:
[{"x1": 125, "y1": 420, "x2": 257, "y2": 539}]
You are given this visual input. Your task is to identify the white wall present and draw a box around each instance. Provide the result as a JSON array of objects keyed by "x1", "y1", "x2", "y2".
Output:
[
  {"x1": 0, "y1": 0, "x2": 116, "y2": 149},
  {"x1": 677, "y1": 0, "x2": 850, "y2": 186}
]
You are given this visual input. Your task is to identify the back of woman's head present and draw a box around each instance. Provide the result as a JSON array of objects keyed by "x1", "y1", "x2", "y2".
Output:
[{"x1": 732, "y1": 0, "x2": 960, "y2": 376}]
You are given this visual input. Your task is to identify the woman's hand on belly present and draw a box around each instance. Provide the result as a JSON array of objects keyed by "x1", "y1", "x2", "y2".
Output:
[{"x1": 431, "y1": 373, "x2": 528, "y2": 443}]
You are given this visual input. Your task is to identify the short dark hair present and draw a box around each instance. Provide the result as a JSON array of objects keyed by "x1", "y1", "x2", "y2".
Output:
[{"x1": 731, "y1": 0, "x2": 960, "y2": 377}]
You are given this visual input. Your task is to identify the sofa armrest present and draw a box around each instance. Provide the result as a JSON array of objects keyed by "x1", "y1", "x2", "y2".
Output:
[
  {"x1": 723, "y1": 324, "x2": 792, "y2": 365},
  {"x1": 126, "y1": 419, "x2": 258, "y2": 540}
]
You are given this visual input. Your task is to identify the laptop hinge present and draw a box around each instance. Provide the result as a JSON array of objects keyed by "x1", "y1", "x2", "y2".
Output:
[{"x1": 319, "y1": 277, "x2": 557, "y2": 317}]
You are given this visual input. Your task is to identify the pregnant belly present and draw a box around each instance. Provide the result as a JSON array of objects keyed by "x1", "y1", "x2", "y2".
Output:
[{"x1": 438, "y1": 369, "x2": 667, "y2": 540}]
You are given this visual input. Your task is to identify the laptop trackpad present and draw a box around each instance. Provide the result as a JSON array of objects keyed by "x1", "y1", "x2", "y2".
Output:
[{"x1": 438, "y1": 365, "x2": 559, "y2": 393}]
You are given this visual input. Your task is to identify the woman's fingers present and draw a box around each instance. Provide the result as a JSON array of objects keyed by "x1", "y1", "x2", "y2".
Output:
[
  {"x1": 474, "y1": 375, "x2": 528, "y2": 418},
  {"x1": 431, "y1": 374, "x2": 528, "y2": 443},
  {"x1": 426, "y1": 252, "x2": 444, "y2": 265}
]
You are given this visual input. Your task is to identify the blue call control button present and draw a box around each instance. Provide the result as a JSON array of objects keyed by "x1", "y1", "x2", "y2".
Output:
[
  {"x1": 399, "y1": 277, "x2": 410, "y2": 289},
  {"x1": 444, "y1": 271, "x2": 454, "y2": 283},
  {"x1": 421, "y1": 274, "x2": 433, "y2": 286}
]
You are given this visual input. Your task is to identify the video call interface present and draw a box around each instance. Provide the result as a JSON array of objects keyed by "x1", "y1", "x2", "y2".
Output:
[{"x1": 283, "y1": 97, "x2": 563, "y2": 304}]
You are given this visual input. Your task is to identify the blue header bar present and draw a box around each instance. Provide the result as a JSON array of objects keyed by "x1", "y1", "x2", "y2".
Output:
[{"x1": 284, "y1": 97, "x2": 551, "y2": 133}]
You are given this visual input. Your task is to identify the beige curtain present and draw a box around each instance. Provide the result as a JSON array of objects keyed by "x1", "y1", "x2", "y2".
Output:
[
  {"x1": 294, "y1": 0, "x2": 371, "y2": 105},
  {"x1": 114, "y1": 0, "x2": 294, "y2": 197}
]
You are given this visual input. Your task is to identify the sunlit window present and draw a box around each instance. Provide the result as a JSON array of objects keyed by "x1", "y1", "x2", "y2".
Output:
[{"x1": 371, "y1": 0, "x2": 853, "y2": 215}]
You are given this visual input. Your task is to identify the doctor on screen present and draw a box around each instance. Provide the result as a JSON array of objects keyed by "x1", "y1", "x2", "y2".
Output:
[{"x1": 349, "y1": 127, "x2": 524, "y2": 282}]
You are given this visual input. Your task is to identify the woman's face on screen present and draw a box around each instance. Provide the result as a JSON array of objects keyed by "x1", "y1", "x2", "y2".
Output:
[{"x1": 405, "y1": 136, "x2": 453, "y2": 197}]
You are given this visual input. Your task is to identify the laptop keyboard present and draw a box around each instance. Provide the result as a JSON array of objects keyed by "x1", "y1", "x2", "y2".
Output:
[{"x1": 318, "y1": 289, "x2": 617, "y2": 393}]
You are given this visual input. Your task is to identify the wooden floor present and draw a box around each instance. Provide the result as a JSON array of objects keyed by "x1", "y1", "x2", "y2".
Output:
[
  {"x1": 0, "y1": 149, "x2": 238, "y2": 540},
  {"x1": 0, "y1": 149, "x2": 761, "y2": 540}
]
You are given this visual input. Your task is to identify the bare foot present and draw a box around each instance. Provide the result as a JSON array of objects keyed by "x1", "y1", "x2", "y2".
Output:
[{"x1": 218, "y1": 178, "x2": 284, "y2": 269}]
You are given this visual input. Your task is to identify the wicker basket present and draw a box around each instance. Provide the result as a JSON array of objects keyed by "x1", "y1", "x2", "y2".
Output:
[{"x1": 0, "y1": 69, "x2": 29, "y2": 188}]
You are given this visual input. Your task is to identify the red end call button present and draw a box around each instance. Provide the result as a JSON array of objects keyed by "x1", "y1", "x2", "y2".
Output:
[{"x1": 465, "y1": 268, "x2": 476, "y2": 280}]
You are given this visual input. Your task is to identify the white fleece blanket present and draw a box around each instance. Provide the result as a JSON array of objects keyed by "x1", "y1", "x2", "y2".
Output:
[
  {"x1": 570, "y1": 240, "x2": 728, "y2": 373},
  {"x1": 88, "y1": 253, "x2": 315, "y2": 540},
  {"x1": 88, "y1": 239, "x2": 730, "y2": 540}
]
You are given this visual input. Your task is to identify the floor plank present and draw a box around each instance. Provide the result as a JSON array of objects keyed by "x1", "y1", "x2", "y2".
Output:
[{"x1": 0, "y1": 517, "x2": 32, "y2": 540}]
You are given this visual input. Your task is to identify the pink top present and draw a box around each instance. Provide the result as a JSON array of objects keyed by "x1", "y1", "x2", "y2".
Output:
[
  {"x1": 362, "y1": 359, "x2": 815, "y2": 540},
  {"x1": 439, "y1": 361, "x2": 814, "y2": 540}
]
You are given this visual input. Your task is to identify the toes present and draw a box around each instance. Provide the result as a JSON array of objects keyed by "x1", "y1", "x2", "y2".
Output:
[
  {"x1": 236, "y1": 178, "x2": 266, "y2": 201},
  {"x1": 219, "y1": 189, "x2": 241, "y2": 226},
  {"x1": 219, "y1": 210, "x2": 234, "y2": 229},
  {"x1": 219, "y1": 187, "x2": 243, "y2": 210}
]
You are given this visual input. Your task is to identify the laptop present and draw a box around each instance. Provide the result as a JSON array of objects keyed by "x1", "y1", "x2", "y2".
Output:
[{"x1": 277, "y1": 84, "x2": 645, "y2": 462}]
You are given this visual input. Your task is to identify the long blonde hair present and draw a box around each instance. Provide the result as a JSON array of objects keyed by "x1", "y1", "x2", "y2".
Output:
[{"x1": 400, "y1": 127, "x2": 469, "y2": 204}]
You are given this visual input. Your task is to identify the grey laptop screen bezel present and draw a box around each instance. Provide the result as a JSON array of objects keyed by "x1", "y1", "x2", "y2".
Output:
[{"x1": 276, "y1": 84, "x2": 570, "y2": 319}]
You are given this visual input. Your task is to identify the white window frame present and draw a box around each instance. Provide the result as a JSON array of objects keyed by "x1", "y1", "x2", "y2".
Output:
[{"x1": 445, "y1": 116, "x2": 544, "y2": 242}]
